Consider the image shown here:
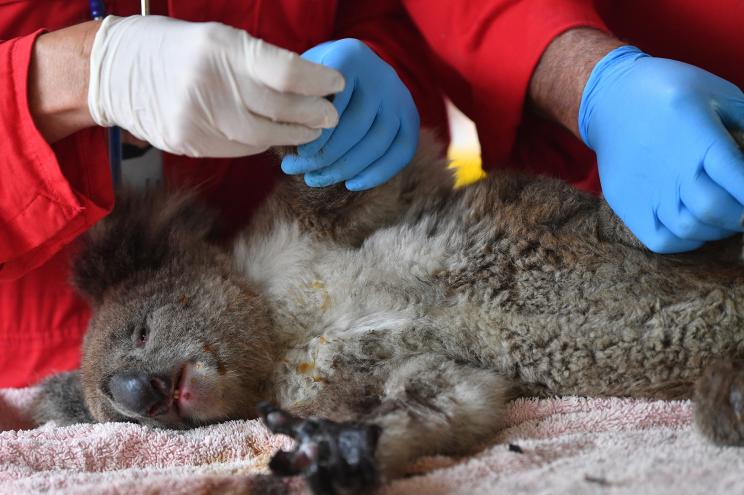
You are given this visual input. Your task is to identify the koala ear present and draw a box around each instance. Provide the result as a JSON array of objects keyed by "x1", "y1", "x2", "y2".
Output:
[
  {"x1": 71, "y1": 188, "x2": 220, "y2": 304},
  {"x1": 32, "y1": 371, "x2": 94, "y2": 426}
]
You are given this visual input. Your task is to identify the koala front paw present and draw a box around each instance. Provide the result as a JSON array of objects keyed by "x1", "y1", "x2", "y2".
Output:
[
  {"x1": 695, "y1": 360, "x2": 744, "y2": 445},
  {"x1": 257, "y1": 402, "x2": 381, "y2": 495}
]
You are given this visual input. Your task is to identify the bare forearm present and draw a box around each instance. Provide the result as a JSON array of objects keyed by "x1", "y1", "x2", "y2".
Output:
[
  {"x1": 528, "y1": 28, "x2": 623, "y2": 137},
  {"x1": 28, "y1": 21, "x2": 100, "y2": 143}
]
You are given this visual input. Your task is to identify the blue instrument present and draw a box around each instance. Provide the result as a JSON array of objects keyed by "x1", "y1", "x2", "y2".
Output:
[{"x1": 89, "y1": 0, "x2": 122, "y2": 186}]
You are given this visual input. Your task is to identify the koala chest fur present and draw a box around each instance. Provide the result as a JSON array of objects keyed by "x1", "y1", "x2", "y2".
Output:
[{"x1": 234, "y1": 216, "x2": 459, "y2": 411}]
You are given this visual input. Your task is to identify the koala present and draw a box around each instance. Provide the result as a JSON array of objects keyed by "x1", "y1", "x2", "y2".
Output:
[{"x1": 33, "y1": 131, "x2": 744, "y2": 494}]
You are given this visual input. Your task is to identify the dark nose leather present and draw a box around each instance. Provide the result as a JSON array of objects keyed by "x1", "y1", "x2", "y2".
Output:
[{"x1": 108, "y1": 371, "x2": 171, "y2": 417}]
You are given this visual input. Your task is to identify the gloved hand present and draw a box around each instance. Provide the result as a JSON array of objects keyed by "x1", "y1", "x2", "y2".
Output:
[
  {"x1": 88, "y1": 15, "x2": 344, "y2": 157},
  {"x1": 579, "y1": 46, "x2": 744, "y2": 253},
  {"x1": 280, "y1": 39, "x2": 420, "y2": 190}
]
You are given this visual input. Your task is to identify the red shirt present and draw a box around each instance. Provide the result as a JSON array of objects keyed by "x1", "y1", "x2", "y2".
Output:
[
  {"x1": 0, "y1": 0, "x2": 448, "y2": 387},
  {"x1": 403, "y1": 0, "x2": 744, "y2": 192}
]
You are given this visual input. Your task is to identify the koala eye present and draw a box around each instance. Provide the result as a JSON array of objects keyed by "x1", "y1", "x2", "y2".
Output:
[{"x1": 132, "y1": 325, "x2": 149, "y2": 348}]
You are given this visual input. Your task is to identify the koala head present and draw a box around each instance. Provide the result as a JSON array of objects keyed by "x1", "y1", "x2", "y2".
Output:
[{"x1": 35, "y1": 190, "x2": 275, "y2": 429}]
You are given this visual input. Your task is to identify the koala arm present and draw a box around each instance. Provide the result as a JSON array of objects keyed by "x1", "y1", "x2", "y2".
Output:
[
  {"x1": 256, "y1": 130, "x2": 454, "y2": 248},
  {"x1": 261, "y1": 354, "x2": 512, "y2": 493},
  {"x1": 32, "y1": 371, "x2": 94, "y2": 426}
]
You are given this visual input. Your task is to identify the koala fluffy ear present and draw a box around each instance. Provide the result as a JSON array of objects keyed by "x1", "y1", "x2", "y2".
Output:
[
  {"x1": 71, "y1": 188, "x2": 220, "y2": 304},
  {"x1": 32, "y1": 371, "x2": 94, "y2": 426}
]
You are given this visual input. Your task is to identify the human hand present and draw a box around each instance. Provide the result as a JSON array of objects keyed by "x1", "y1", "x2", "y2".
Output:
[
  {"x1": 280, "y1": 39, "x2": 420, "y2": 190},
  {"x1": 88, "y1": 15, "x2": 344, "y2": 157},
  {"x1": 579, "y1": 46, "x2": 744, "y2": 253}
]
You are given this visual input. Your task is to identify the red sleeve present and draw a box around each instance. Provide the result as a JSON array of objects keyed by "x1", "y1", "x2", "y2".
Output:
[
  {"x1": 0, "y1": 31, "x2": 113, "y2": 281},
  {"x1": 402, "y1": 0, "x2": 609, "y2": 164},
  {"x1": 334, "y1": 0, "x2": 449, "y2": 142}
]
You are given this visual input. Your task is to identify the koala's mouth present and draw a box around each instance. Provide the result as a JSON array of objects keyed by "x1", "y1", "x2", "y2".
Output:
[
  {"x1": 109, "y1": 361, "x2": 222, "y2": 426},
  {"x1": 170, "y1": 363, "x2": 191, "y2": 415},
  {"x1": 170, "y1": 362, "x2": 216, "y2": 420}
]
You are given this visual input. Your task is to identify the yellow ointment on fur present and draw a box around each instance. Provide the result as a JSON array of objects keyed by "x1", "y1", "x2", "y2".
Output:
[{"x1": 296, "y1": 362, "x2": 314, "y2": 374}]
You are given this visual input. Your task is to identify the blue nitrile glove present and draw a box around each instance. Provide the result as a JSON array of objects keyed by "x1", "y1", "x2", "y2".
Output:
[
  {"x1": 579, "y1": 46, "x2": 744, "y2": 253},
  {"x1": 281, "y1": 39, "x2": 420, "y2": 190}
]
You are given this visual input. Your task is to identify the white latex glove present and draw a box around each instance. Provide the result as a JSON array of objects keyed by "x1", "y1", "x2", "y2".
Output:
[{"x1": 88, "y1": 15, "x2": 344, "y2": 157}]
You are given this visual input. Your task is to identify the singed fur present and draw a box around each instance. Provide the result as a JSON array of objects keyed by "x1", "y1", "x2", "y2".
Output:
[{"x1": 33, "y1": 131, "x2": 744, "y2": 489}]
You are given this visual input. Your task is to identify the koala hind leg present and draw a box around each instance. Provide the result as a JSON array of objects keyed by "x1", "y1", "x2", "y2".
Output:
[
  {"x1": 694, "y1": 360, "x2": 744, "y2": 445},
  {"x1": 370, "y1": 354, "x2": 513, "y2": 479}
]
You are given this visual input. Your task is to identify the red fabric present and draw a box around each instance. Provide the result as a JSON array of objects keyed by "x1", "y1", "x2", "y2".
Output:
[
  {"x1": 515, "y1": 0, "x2": 744, "y2": 192},
  {"x1": 404, "y1": 0, "x2": 744, "y2": 194},
  {"x1": 403, "y1": 0, "x2": 608, "y2": 190},
  {"x1": 0, "y1": 0, "x2": 447, "y2": 387}
]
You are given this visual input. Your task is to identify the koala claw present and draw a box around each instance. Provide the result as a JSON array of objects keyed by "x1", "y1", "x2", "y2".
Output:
[{"x1": 257, "y1": 402, "x2": 381, "y2": 495}]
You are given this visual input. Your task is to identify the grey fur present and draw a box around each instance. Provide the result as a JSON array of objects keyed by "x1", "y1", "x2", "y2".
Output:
[
  {"x1": 34, "y1": 131, "x2": 744, "y2": 488},
  {"x1": 32, "y1": 371, "x2": 94, "y2": 425}
]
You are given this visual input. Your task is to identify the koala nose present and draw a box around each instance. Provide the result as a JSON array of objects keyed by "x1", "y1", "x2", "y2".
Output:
[{"x1": 108, "y1": 371, "x2": 172, "y2": 417}]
